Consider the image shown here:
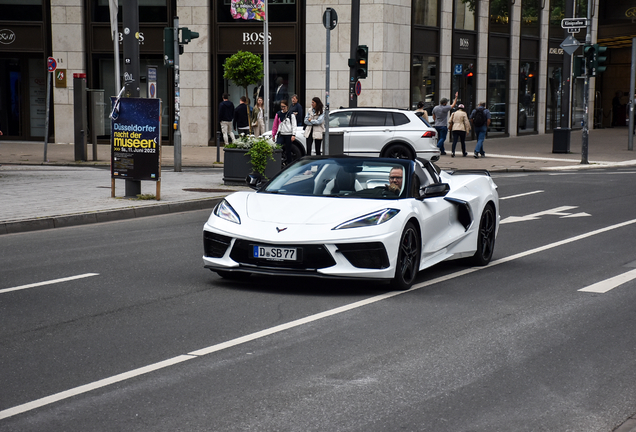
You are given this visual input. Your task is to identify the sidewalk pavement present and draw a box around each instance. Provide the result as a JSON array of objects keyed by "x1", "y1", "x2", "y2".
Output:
[{"x1": 2, "y1": 127, "x2": 635, "y2": 235}]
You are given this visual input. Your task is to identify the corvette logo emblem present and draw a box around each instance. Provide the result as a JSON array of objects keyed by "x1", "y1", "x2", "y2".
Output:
[{"x1": 276, "y1": 227, "x2": 287, "y2": 233}]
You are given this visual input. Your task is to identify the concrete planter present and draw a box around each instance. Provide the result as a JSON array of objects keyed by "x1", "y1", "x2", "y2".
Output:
[{"x1": 223, "y1": 148, "x2": 283, "y2": 185}]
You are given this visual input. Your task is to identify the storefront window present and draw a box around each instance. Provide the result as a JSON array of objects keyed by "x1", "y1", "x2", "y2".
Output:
[
  {"x1": 490, "y1": 0, "x2": 510, "y2": 34},
  {"x1": 413, "y1": 0, "x2": 438, "y2": 27},
  {"x1": 518, "y1": 62, "x2": 537, "y2": 133},
  {"x1": 95, "y1": 56, "x2": 169, "y2": 138},
  {"x1": 28, "y1": 58, "x2": 46, "y2": 137},
  {"x1": 220, "y1": 54, "x2": 296, "y2": 126},
  {"x1": 91, "y1": 0, "x2": 168, "y2": 23},
  {"x1": 0, "y1": 0, "x2": 43, "y2": 21},
  {"x1": 488, "y1": 60, "x2": 508, "y2": 136},
  {"x1": 546, "y1": 66, "x2": 562, "y2": 131},
  {"x1": 521, "y1": 0, "x2": 540, "y2": 37},
  {"x1": 410, "y1": 55, "x2": 437, "y2": 110},
  {"x1": 454, "y1": 0, "x2": 475, "y2": 31},
  {"x1": 452, "y1": 61, "x2": 475, "y2": 114},
  {"x1": 218, "y1": 0, "x2": 296, "y2": 23}
]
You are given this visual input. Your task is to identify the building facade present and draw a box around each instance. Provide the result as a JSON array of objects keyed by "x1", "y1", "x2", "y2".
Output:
[{"x1": 1, "y1": 0, "x2": 635, "y2": 146}]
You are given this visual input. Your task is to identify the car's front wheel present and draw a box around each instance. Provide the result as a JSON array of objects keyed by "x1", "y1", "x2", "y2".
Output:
[
  {"x1": 383, "y1": 144, "x2": 414, "y2": 160},
  {"x1": 391, "y1": 222, "x2": 420, "y2": 290},
  {"x1": 470, "y1": 204, "x2": 496, "y2": 266}
]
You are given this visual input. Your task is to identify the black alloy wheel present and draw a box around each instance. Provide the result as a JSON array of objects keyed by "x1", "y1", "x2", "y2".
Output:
[
  {"x1": 384, "y1": 143, "x2": 414, "y2": 160},
  {"x1": 470, "y1": 204, "x2": 496, "y2": 266},
  {"x1": 391, "y1": 222, "x2": 420, "y2": 290}
]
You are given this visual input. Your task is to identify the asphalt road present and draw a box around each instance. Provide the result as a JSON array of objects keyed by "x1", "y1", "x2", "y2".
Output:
[{"x1": 1, "y1": 167, "x2": 636, "y2": 431}]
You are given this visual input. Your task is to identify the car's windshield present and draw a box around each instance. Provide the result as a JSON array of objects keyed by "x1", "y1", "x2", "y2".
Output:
[{"x1": 262, "y1": 158, "x2": 410, "y2": 199}]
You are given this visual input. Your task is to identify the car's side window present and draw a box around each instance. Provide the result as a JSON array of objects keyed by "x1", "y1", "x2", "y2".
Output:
[
  {"x1": 329, "y1": 111, "x2": 352, "y2": 128},
  {"x1": 353, "y1": 111, "x2": 387, "y2": 127},
  {"x1": 393, "y1": 113, "x2": 409, "y2": 126}
]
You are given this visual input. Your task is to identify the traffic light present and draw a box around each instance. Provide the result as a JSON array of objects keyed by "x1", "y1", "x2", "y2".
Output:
[
  {"x1": 593, "y1": 43, "x2": 608, "y2": 75},
  {"x1": 584, "y1": 43, "x2": 595, "y2": 76},
  {"x1": 163, "y1": 27, "x2": 174, "y2": 67},
  {"x1": 180, "y1": 27, "x2": 199, "y2": 44},
  {"x1": 572, "y1": 55, "x2": 584, "y2": 77},
  {"x1": 355, "y1": 45, "x2": 368, "y2": 79}
]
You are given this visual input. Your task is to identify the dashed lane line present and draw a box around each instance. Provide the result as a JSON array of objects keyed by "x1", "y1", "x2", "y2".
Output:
[{"x1": 0, "y1": 273, "x2": 100, "y2": 295}]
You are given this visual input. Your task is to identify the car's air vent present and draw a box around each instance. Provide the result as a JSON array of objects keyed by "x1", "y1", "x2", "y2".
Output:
[
  {"x1": 336, "y1": 242, "x2": 390, "y2": 269},
  {"x1": 204, "y1": 232, "x2": 232, "y2": 258}
]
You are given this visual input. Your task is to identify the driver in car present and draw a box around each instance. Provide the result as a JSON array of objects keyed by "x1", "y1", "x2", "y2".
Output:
[{"x1": 387, "y1": 166, "x2": 403, "y2": 194}]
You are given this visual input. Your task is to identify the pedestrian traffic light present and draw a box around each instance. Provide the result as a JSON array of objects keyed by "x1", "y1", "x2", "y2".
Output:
[
  {"x1": 180, "y1": 27, "x2": 199, "y2": 44},
  {"x1": 163, "y1": 27, "x2": 174, "y2": 67},
  {"x1": 593, "y1": 43, "x2": 608, "y2": 75},
  {"x1": 355, "y1": 45, "x2": 368, "y2": 79}
]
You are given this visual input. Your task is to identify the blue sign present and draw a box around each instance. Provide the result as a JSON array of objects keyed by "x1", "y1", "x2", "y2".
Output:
[
  {"x1": 111, "y1": 97, "x2": 162, "y2": 181},
  {"x1": 454, "y1": 64, "x2": 463, "y2": 75}
]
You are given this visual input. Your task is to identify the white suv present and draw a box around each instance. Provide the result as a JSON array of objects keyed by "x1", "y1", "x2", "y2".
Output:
[{"x1": 264, "y1": 107, "x2": 439, "y2": 161}]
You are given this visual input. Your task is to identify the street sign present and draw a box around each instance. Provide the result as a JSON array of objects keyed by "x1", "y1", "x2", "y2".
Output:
[
  {"x1": 567, "y1": 27, "x2": 581, "y2": 34},
  {"x1": 322, "y1": 8, "x2": 338, "y2": 30},
  {"x1": 561, "y1": 18, "x2": 589, "y2": 29},
  {"x1": 47, "y1": 57, "x2": 57, "y2": 72},
  {"x1": 560, "y1": 35, "x2": 581, "y2": 56},
  {"x1": 355, "y1": 80, "x2": 361, "y2": 96}
]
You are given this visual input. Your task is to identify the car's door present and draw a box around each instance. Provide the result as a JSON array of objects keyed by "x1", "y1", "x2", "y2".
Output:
[
  {"x1": 345, "y1": 111, "x2": 395, "y2": 156},
  {"x1": 327, "y1": 110, "x2": 352, "y2": 153}
]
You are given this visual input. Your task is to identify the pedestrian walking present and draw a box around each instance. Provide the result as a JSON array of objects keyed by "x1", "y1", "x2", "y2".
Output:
[
  {"x1": 432, "y1": 92, "x2": 458, "y2": 155},
  {"x1": 448, "y1": 104, "x2": 471, "y2": 157},
  {"x1": 303, "y1": 97, "x2": 325, "y2": 155},
  {"x1": 290, "y1": 94, "x2": 304, "y2": 127},
  {"x1": 415, "y1": 101, "x2": 429, "y2": 123},
  {"x1": 233, "y1": 96, "x2": 250, "y2": 135},
  {"x1": 218, "y1": 93, "x2": 235, "y2": 145},
  {"x1": 252, "y1": 97, "x2": 266, "y2": 137},
  {"x1": 469, "y1": 101, "x2": 491, "y2": 158},
  {"x1": 272, "y1": 99, "x2": 296, "y2": 165}
]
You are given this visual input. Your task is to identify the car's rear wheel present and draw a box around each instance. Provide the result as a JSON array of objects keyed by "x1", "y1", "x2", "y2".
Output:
[
  {"x1": 383, "y1": 144, "x2": 414, "y2": 160},
  {"x1": 470, "y1": 204, "x2": 496, "y2": 266},
  {"x1": 391, "y1": 222, "x2": 420, "y2": 290},
  {"x1": 215, "y1": 270, "x2": 251, "y2": 280}
]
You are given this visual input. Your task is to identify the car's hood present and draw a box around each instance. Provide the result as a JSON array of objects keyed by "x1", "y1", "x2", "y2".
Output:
[{"x1": 240, "y1": 193, "x2": 396, "y2": 225}]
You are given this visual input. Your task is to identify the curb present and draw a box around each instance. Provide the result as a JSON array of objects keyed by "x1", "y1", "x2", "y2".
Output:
[{"x1": 0, "y1": 197, "x2": 222, "y2": 236}]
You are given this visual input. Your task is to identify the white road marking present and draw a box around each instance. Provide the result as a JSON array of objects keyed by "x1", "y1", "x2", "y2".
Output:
[
  {"x1": 0, "y1": 273, "x2": 100, "y2": 295},
  {"x1": 578, "y1": 268, "x2": 636, "y2": 293},
  {"x1": 499, "y1": 190, "x2": 544, "y2": 200},
  {"x1": 3, "y1": 217, "x2": 636, "y2": 420},
  {"x1": 500, "y1": 206, "x2": 581, "y2": 224}
]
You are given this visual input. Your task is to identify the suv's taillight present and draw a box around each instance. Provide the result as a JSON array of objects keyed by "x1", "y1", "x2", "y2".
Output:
[{"x1": 422, "y1": 131, "x2": 436, "y2": 138}]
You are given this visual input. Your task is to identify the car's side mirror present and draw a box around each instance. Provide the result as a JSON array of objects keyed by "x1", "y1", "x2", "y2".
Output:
[
  {"x1": 418, "y1": 183, "x2": 450, "y2": 200},
  {"x1": 246, "y1": 173, "x2": 263, "y2": 190}
]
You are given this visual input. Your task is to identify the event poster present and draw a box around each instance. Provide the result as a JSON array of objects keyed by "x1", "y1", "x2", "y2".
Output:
[
  {"x1": 110, "y1": 97, "x2": 161, "y2": 181},
  {"x1": 231, "y1": 0, "x2": 265, "y2": 21}
]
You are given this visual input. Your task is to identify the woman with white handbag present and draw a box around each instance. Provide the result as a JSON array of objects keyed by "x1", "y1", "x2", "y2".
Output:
[{"x1": 303, "y1": 97, "x2": 325, "y2": 155}]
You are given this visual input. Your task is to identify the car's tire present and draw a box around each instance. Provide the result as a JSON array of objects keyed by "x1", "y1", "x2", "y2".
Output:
[
  {"x1": 470, "y1": 204, "x2": 496, "y2": 266},
  {"x1": 383, "y1": 144, "x2": 414, "y2": 160},
  {"x1": 215, "y1": 270, "x2": 251, "y2": 280},
  {"x1": 290, "y1": 142, "x2": 304, "y2": 162},
  {"x1": 391, "y1": 222, "x2": 420, "y2": 290}
]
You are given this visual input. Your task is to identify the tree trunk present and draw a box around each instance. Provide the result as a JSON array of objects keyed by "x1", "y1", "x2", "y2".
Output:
[{"x1": 245, "y1": 87, "x2": 252, "y2": 134}]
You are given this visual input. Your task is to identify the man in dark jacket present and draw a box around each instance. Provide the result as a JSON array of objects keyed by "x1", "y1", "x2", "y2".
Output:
[
  {"x1": 233, "y1": 96, "x2": 250, "y2": 135},
  {"x1": 219, "y1": 93, "x2": 235, "y2": 145},
  {"x1": 290, "y1": 94, "x2": 304, "y2": 126}
]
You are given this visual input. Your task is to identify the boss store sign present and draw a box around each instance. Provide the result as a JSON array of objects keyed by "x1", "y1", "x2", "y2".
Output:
[
  {"x1": 453, "y1": 32, "x2": 476, "y2": 56},
  {"x1": 217, "y1": 25, "x2": 296, "y2": 53}
]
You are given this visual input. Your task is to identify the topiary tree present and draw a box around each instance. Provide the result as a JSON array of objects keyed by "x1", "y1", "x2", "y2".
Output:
[{"x1": 223, "y1": 51, "x2": 264, "y2": 134}]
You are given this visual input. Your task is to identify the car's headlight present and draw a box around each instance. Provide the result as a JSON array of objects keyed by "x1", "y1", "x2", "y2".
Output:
[
  {"x1": 333, "y1": 209, "x2": 400, "y2": 230},
  {"x1": 214, "y1": 199, "x2": 241, "y2": 224}
]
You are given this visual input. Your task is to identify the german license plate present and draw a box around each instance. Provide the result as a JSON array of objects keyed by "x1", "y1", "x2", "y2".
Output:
[{"x1": 253, "y1": 245, "x2": 297, "y2": 261}]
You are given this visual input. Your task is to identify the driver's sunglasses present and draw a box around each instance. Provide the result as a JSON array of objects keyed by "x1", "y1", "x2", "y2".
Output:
[{"x1": 389, "y1": 176, "x2": 402, "y2": 181}]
